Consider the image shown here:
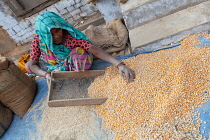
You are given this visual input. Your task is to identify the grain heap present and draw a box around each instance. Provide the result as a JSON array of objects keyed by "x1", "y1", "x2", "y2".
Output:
[{"x1": 88, "y1": 33, "x2": 210, "y2": 139}]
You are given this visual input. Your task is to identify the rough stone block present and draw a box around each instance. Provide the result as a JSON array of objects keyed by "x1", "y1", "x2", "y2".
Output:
[
  {"x1": 13, "y1": 25, "x2": 22, "y2": 33},
  {"x1": 55, "y1": 4, "x2": 65, "y2": 11},
  {"x1": 47, "y1": 6, "x2": 59, "y2": 14},
  {"x1": 80, "y1": 5, "x2": 90, "y2": 12},
  {"x1": 129, "y1": 1, "x2": 210, "y2": 52},
  {"x1": 66, "y1": 17, "x2": 74, "y2": 24},
  {"x1": 67, "y1": 0, "x2": 76, "y2": 6},
  {"x1": 7, "y1": 29, "x2": 16, "y2": 36},
  {"x1": 67, "y1": 6, "x2": 75, "y2": 12},
  {"x1": 59, "y1": 8, "x2": 69, "y2": 15},
  {"x1": 74, "y1": 3, "x2": 82, "y2": 9},
  {"x1": 81, "y1": 0, "x2": 86, "y2": 5},
  {"x1": 71, "y1": 9, "x2": 81, "y2": 16},
  {"x1": 62, "y1": 0, "x2": 74, "y2": 7},
  {"x1": 80, "y1": 12, "x2": 88, "y2": 17},
  {"x1": 75, "y1": 0, "x2": 81, "y2": 3},
  {"x1": 122, "y1": 0, "x2": 206, "y2": 29},
  {"x1": 63, "y1": 13, "x2": 73, "y2": 19},
  {"x1": 73, "y1": 14, "x2": 81, "y2": 20}
]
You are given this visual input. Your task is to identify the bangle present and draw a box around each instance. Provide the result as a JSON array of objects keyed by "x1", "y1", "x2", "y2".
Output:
[
  {"x1": 44, "y1": 72, "x2": 51, "y2": 78},
  {"x1": 116, "y1": 62, "x2": 125, "y2": 69}
]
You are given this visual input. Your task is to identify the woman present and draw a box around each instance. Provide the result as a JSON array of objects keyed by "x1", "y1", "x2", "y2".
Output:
[{"x1": 26, "y1": 12, "x2": 135, "y2": 83}]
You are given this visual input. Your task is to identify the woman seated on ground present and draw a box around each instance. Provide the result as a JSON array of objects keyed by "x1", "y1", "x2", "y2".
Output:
[{"x1": 26, "y1": 12, "x2": 135, "y2": 82}]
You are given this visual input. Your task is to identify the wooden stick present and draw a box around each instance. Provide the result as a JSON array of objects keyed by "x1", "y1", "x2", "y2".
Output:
[{"x1": 48, "y1": 97, "x2": 108, "y2": 107}]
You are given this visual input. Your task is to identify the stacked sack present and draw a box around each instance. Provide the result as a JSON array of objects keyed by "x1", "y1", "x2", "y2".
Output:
[
  {"x1": 84, "y1": 18, "x2": 129, "y2": 57},
  {"x1": 0, "y1": 55, "x2": 36, "y2": 137},
  {"x1": 0, "y1": 102, "x2": 13, "y2": 137}
]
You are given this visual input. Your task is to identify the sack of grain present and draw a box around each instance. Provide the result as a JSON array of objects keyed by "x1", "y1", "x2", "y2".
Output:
[
  {"x1": 0, "y1": 61, "x2": 36, "y2": 118},
  {"x1": 84, "y1": 24, "x2": 121, "y2": 49},
  {"x1": 84, "y1": 18, "x2": 128, "y2": 55},
  {"x1": 105, "y1": 18, "x2": 128, "y2": 53},
  {"x1": 0, "y1": 102, "x2": 13, "y2": 137},
  {"x1": 0, "y1": 55, "x2": 9, "y2": 70}
]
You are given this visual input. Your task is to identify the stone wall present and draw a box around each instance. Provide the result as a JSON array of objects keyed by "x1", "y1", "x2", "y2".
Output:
[{"x1": 0, "y1": 0, "x2": 98, "y2": 46}]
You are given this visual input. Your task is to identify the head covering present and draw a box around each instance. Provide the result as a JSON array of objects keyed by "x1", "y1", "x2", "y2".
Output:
[{"x1": 35, "y1": 11, "x2": 91, "y2": 64}]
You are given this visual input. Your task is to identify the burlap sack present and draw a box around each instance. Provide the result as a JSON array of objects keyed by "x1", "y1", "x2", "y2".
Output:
[
  {"x1": 0, "y1": 102, "x2": 13, "y2": 137},
  {"x1": 0, "y1": 62, "x2": 36, "y2": 118},
  {"x1": 84, "y1": 25, "x2": 121, "y2": 49},
  {"x1": 0, "y1": 55, "x2": 9, "y2": 70},
  {"x1": 105, "y1": 18, "x2": 129, "y2": 53},
  {"x1": 84, "y1": 18, "x2": 128, "y2": 54}
]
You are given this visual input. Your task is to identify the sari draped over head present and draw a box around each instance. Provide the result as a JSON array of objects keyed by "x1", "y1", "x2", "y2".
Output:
[{"x1": 35, "y1": 11, "x2": 92, "y2": 71}]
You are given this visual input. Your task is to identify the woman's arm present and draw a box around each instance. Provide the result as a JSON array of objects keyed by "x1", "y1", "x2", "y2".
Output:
[
  {"x1": 27, "y1": 60, "x2": 50, "y2": 78},
  {"x1": 88, "y1": 45, "x2": 135, "y2": 83}
]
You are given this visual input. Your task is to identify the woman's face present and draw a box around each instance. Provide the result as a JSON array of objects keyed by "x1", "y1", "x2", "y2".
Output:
[{"x1": 50, "y1": 28, "x2": 63, "y2": 44}]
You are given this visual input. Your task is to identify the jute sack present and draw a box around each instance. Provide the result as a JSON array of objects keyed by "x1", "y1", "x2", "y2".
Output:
[
  {"x1": 0, "y1": 62, "x2": 36, "y2": 118},
  {"x1": 0, "y1": 55, "x2": 9, "y2": 70},
  {"x1": 84, "y1": 24, "x2": 121, "y2": 49},
  {"x1": 105, "y1": 18, "x2": 129, "y2": 53},
  {"x1": 0, "y1": 102, "x2": 13, "y2": 137}
]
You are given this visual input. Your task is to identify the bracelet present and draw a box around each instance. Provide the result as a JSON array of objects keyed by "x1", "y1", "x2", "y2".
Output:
[
  {"x1": 116, "y1": 62, "x2": 125, "y2": 69},
  {"x1": 44, "y1": 72, "x2": 51, "y2": 78}
]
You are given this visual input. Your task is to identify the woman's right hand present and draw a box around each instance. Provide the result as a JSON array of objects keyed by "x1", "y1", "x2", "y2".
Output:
[{"x1": 45, "y1": 72, "x2": 54, "y2": 80}]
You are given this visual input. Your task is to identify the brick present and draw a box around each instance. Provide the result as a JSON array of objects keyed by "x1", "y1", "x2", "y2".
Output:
[
  {"x1": 59, "y1": 8, "x2": 68, "y2": 15},
  {"x1": 75, "y1": 0, "x2": 81, "y2": 3},
  {"x1": 0, "y1": 12, "x2": 5, "y2": 21},
  {"x1": 28, "y1": 13, "x2": 39, "y2": 24},
  {"x1": 71, "y1": 9, "x2": 81, "y2": 15},
  {"x1": 90, "y1": 5, "x2": 98, "y2": 12},
  {"x1": 66, "y1": 0, "x2": 76, "y2": 6},
  {"x1": 7, "y1": 29, "x2": 16, "y2": 36},
  {"x1": 80, "y1": 5, "x2": 90, "y2": 12},
  {"x1": 2, "y1": 23, "x2": 12, "y2": 30},
  {"x1": 80, "y1": 12, "x2": 88, "y2": 17},
  {"x1": 61, "y1": 0, "x2": 74, "y2": 7},
  {"x1": 74, "y1": 3, "x2": 82, "y2": 8},
  {"x1": 80, "y1": 0, "x2": 86, "y2": 5},
  {"x1": 55, "y1": 2, "x2": 66, "y2": 11},
  {"x1": 63, "y1": 13, "x2": 73, "y2": 19},
  {"x1": 73, "y1": 14, "x2": 81, "y2": 20},
  {"x1": 67, "y1": 5, "x2": 75, "y2": 12},
  {"x1": 19, "y1": 20, "x2": 31, "y2": 30},
  {"x1": 86, "y1": 8, "x2": 95, "y2": 15},
  {"x1": 13, "y1": 35, "x2": 23, "y2": 43},
  {"x1": 13, "y1": 25, "x2": 22, "y2": 33},
  {"x1": 66, "y1": 17, "x2": 74, "y2": 24},
  {"x1": 4, "y1": 16, "x2": 18, "y2": 26},
  {"x1": 0, "y1": 20, "x2": 6, "y2": 27},
  {"x1": 16, "y1": 30, "x2": 26, "y2": 37},
  {"x1": 47, "y1": 6, "x2": 59, "y2": 14}
]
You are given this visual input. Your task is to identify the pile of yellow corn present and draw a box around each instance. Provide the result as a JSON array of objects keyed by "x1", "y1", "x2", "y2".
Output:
[{"x1": 88, "y1": 33, "x2": 210, "y2": 139}]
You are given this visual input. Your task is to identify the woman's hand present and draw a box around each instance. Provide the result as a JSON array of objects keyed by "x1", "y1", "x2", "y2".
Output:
[
  {"x1": 118, "y1": 65, "x2": 135, "y2": 83},
  {"x1": 45, "y1": 72, "x2": 54, "y2": 86},
  {"x1": 45, "y1": 72, "x2": 54, "y2": 81}
]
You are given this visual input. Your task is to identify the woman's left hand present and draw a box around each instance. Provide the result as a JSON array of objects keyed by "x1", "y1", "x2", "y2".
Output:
[{"x1": 118, "y1": 65, "x2": 135, "y2": 83}]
